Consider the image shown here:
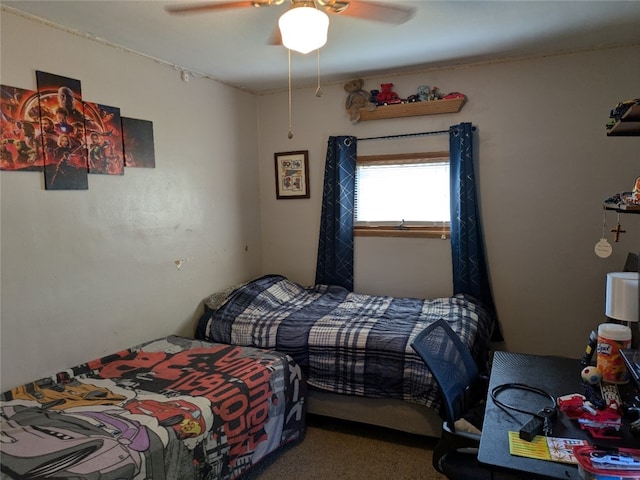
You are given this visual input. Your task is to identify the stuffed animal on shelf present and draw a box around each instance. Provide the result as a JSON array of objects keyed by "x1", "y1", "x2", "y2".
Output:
[
  {"x1": 344, "y1": 79, "x2": 376, "y2": 124},
  {"x1": 428, "y1": 86, "x2": 442, "y2": 100},
  {"x1": 417, "y1": 85, "x2": 430, "y2": 101},
  {"x1": 443, "y1": 92, "x2": 466, "y2": 99},
  {"x1": 376, "y1": 83, "x2": 401, "y2": 105},
  {"x1": 369, "y1": 89, "x2": 380, "y2": 105}
]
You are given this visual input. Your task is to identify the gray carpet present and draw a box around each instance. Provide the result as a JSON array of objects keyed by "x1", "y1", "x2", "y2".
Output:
[{"x1": 241, "y1": 414, "x2": 447, "y2": 480}]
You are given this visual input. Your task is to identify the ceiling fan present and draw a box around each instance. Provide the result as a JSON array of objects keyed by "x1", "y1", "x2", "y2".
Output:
[
  {"x1": 166, "y1": 0, "x2": 415, "y2": 138},
  {"x1": 165, "y1": 1, "x2": 416, "y2": 26}
]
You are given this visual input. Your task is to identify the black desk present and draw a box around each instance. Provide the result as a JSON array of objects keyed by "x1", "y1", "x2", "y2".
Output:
[{"x1": 478, "y1": 351, "x2": 638, "y2": 479}]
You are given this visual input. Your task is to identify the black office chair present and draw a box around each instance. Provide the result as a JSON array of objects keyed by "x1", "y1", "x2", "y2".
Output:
[{"x1": 411, "y1": 319, "x2": 516, "y2": 480}]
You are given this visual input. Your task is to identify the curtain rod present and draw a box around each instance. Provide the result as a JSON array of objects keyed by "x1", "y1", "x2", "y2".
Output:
[{"x1": 357, "y1": 129, "x2": 449, "y2": 142}]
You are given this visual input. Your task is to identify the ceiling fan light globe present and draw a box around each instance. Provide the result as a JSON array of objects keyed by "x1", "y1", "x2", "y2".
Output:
[{"x1": 278, "y1": 6, "x2": 329, "y2": 54}]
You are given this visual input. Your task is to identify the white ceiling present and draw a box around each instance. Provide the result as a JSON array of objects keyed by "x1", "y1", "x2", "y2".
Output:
[{"x1": 3, "y1": 1, "x2": 640, "y2": 94}]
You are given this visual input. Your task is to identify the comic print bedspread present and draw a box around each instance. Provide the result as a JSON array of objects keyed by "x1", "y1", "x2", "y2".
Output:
[
  {"x1": 196, "y1": 274, "x2": 494, "y2": 411},
  {"x1": 0, "y1": 336, "x2": 306, "y2": 480}
]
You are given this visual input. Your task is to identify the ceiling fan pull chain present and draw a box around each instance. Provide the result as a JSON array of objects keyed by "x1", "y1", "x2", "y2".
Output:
[
  {"x1": 287, "y1": 48, "x2": 294, "y2": 139},
  {"x1": 315, "y1": 48, "x2": 323, "y2": 97}
]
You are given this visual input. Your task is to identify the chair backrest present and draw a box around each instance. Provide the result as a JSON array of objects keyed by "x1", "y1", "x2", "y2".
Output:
[
  {"x1": 623, "y1": 252, "x2": 638, "y2": 272},
  {"x1": 411, "y1": 319, "x2": 479, "y2": 428}
]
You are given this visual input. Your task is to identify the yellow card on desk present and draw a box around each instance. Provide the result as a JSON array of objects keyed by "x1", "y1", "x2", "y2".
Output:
[{"x1": 508, "y1": 431, "x2": 588, "y2": 464}]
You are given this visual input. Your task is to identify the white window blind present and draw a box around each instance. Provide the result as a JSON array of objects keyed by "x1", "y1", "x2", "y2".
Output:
[{"x1": 355, "y1": 157, "x2": 450, "y2": 225}]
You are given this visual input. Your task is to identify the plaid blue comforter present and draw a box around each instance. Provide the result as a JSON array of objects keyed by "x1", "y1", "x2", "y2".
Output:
[{"x1": 197, "y1": 275, "x2": 493, "y2": 409}]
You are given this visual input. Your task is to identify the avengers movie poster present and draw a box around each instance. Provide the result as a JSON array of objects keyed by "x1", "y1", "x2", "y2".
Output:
[
  {"x1": 84, "y1": 101, "x2": 124, "y2": 175},
  {"x1": 122, "y1": 117, "x2": 155, "y2": 168},
  {"x1": 3, "y1": 71, "x2": 157, "y2": 185},
  {"x1": 36, "y1": 70, "x2": 88, "y2": 190},
  {"x1": 1, "y1": 85, "x2": 44, "y2": 171}
]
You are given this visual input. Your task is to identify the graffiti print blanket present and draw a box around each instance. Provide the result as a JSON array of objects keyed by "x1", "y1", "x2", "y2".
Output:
[
  {"x1": 197, "y1": 274, "x2": 493, "y2": 410},
  {"x1": 0, "y1": 336, "x2": 305, "y2": 480}
]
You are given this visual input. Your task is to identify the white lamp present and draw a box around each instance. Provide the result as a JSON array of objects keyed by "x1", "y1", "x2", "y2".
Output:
[
  {"x1": 278, "y1": 2, "x2": 329, "y2": 54},
  {"x1": 606, "y1": 272, "x2": 640, "y2": 323}
]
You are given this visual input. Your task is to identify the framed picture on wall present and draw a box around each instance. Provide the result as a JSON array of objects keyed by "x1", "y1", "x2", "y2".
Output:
[
  {"x1": 84, "y1": 102, "x2": 124, "y2": 175},
  {"x1": 36, "y1": 70, "x2": 88, "y2": 190},
  {"x1": 274, "y1": 150, "x2": 310, "y2": 199},
  {"x1": 121, "y1": 117, "x2": 155, "y2": 168},
  {"x1": 0, "y1": 85, "x2": 44, "y2": 171}
]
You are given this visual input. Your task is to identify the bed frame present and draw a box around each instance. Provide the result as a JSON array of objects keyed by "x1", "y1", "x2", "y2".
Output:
[
  {"x1": 200, "y1": 275, "x2": 489, "y2": 439},
  {"x1": 307, "y1": 389, "x2": 442, "y2": 437}
]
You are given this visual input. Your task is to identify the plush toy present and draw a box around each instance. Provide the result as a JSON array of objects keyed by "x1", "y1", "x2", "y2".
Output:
[
  {"x1": 344, "y1": 79, "x2": 376, "y2": 124},
  {"x1": 369, "y1": 89, "x2": 380, "y2": 106},
  {"x1": 376, "y1": 83, "x2": 401, "y2": 105},
  {"x1": 417, "y1": 85, "x2": 430, "y2": 101},
  {"x1": 581, "y1": 366, "x2": 602, "y2": 385}
]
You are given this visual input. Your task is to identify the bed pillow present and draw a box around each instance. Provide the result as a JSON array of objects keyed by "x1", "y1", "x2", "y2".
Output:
[
  {"x1": 197, "y1": 283, "x2": 246, "y2": 341},
  {"x1": 204, "y1": 284, "x2": 244, "y2": 311}
]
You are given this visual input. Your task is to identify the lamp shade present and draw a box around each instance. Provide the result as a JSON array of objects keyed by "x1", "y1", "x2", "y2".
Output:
[
  {"x1": 605, "y1": 272, "x2": 640, "y2": 322},
  {"x1": 278, "y1": 5, "x2": 329, "y2": 54}
]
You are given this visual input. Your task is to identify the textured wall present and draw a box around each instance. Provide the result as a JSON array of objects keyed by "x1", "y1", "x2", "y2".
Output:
[
  {"x1": 1, "y1": 11, "x2": 262, "y2": 390},
  {"x1": 257, "y1": 45, "x2": 640, "y2": 357}
]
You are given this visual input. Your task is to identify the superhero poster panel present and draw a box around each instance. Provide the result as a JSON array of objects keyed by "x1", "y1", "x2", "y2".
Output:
[
  {"x1": 84, "y1": 102, "x2": 124, "y2": 175},
  {"x1": 1, "y1": 85, "x2": 44, "y2": 171},
  {"x1": 36, "y1": 70, "x2": 88, "y2": 190},
  {"x1": 121, "y1": 117, "x2": 155, "y2": 168}
]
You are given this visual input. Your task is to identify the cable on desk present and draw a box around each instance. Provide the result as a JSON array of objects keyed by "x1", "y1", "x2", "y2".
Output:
[
  {"x1": 490, "y1": 382, "x2": 557, "y2": 439},
  {"x1": 490, "y1": 382, "x2": 557, "y2": 415}
]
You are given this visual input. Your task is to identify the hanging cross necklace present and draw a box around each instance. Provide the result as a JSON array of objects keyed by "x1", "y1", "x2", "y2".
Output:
[{"x1": 610, "y1": 212, "x2": 626, "y2": 242}]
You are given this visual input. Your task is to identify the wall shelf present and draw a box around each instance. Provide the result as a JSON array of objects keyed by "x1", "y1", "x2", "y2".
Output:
[
  {"x1": 604, "y1": 203, "x2": 640, "y2": 214},
  {"x1": 606, "y1": 103, "x2": 640, "y2": 136},
  {"x1": 358, "y1": 97, "x2": 466, "y2": 121}
]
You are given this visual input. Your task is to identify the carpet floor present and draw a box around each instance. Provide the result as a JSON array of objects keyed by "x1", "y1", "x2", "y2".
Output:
[{"x1": 241, "y1": 414, "x2": 447, "y2": 480}]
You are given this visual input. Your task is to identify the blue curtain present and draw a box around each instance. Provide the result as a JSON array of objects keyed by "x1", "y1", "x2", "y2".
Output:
[
  {"x1": 315, "y1": 136, "x2": 357, "y2": 290},
  {"x1": 449, "y1": 123, "x2": 503, "y2": 340}
]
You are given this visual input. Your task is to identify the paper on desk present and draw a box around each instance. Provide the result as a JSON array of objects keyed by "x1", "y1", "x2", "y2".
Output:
[{"x1": 508, "y1": 431, "x2": 589, "y2": 464}]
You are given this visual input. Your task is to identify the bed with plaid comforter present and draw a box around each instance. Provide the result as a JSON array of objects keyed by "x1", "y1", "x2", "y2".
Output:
[{"x1": 196, "y1": 274, "x2": 494, "y2": 411}]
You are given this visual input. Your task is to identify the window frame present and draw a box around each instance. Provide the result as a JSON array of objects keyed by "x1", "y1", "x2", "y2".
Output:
[{"x1": 354, "y1": 150, "x2": 450, "y2": 239}]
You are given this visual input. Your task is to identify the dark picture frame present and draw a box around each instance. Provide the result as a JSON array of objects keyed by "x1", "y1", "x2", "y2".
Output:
[
  {"x1": 84, "y1": 102, "x2": 124, "y2": 175},
  {"x1": 121, "y1": 117, "x2": 155, "y2": 168},
  {"x1": 36, "y1": 71, "x2": 88, "y2": 190},
  {"x1": 274, "y1": 150, "x2": 310, "y2": 199},
  {"x1": 0, "y1": 85, "x2": 44, "y2": 171}
]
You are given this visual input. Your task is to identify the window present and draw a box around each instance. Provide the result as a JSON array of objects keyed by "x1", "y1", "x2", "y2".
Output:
[{"x1": 354, "y1": 151, "x2": 450, "y2": 238}]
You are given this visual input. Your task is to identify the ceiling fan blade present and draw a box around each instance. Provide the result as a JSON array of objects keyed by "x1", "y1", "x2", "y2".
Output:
[
  {"x1": 268, "y1": 26, "x2": 283, "y2": 46},
  {"x1": 165, "y1": 1, "x2": 271, "y2": 14},
  {"x1": 325, "y1": 1, "x2": 416, "y2": 24}
]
